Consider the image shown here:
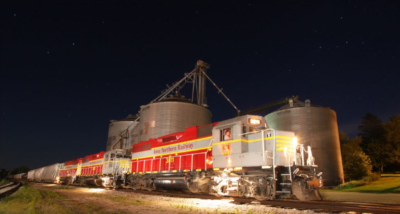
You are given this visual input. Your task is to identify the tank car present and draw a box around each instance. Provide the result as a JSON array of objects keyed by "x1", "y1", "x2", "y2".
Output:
[{"x1": 12, "y1": 173, "x2": 27, "y2": 181}]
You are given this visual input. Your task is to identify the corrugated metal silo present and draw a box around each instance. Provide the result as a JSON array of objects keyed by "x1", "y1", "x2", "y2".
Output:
[
  {"x1": 136, "y1": 96, "x2": 212, "y2": 143},
  {"x1": 106, "y1": 114, "x2": 138, "y2": 151},
  {"x1": 265, "y1": 99, "x2": 344, "y2": 186}
]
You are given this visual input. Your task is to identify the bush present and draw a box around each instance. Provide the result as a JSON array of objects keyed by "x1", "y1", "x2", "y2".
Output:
[
  {"x1": 342, "y1": 137, "x2": 372, "y2": 180},
  {"x1": 0, "y1": 179, "x2": 11, "y2": 185},
  {"x1": 367, "y1": 172, "x2": 381, "y2": 182},
  {"x1": 336, "y1": 173, "x2": 381, "y2": 190},
  {"x1": 336, "y1": 180, "x2": 367, "y2": 190}
]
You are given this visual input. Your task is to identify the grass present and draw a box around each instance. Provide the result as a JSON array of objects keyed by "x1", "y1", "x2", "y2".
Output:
[
  {"x1": 336, "y1": 174, "x2": 400, "y2": 193},
  {"x1": 0, "y1": 179, "x2": 11, "y2": 186},
  {"x1": 0, "y1": 185, "x2": 121, "y2": 214},
  {"x1": 0, "y1": 185, "x2": 72, "y2": 214}
]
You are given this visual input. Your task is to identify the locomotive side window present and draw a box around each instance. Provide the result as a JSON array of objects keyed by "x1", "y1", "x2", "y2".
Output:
[
  {"x1": 249, "y1": 126, "x2": 255, "y2": 132},
  {"x1": 105, "y1": 154, "x2": 109, "y2": 161},
  {"x1": 221, "y1": 127, "x2": 232, "y2": 141}
]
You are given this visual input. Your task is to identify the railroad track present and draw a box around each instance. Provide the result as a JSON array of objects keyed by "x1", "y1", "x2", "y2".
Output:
[
  {"x1": 0, "y1": 182, "x2": 15, "y2": 189},
  {"x1": 0, "y1": 182, "x2": 21, "y2": 199},
  {"x1": 116, "y1": 188, "x2": 400, "y2": 214}
]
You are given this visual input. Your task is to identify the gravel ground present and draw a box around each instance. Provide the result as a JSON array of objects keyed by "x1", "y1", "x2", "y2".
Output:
[
  {"x1": 33, "y1": 183, "x2": 330, "y2": 214},
  {"x1": 320, "y1": 190, "x2": 400, "y2": 205}
]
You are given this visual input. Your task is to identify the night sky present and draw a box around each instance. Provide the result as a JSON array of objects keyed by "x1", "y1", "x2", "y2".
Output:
[{"x1": 1, "y1": 1, "x2": 399, "y2": 170}]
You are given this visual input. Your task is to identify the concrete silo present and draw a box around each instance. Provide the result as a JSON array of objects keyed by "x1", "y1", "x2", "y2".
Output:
[{"x1": 265, "y1": 99, "x2": 344, "y2": 186}]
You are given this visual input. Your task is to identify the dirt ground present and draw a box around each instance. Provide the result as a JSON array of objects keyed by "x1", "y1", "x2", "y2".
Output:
[{"x1": 31, "y1": 183, "x2": 321, "y2": 214}]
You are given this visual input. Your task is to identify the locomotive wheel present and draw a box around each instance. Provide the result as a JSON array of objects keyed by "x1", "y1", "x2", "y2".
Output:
[
  {"x1": 292, "y1": 177, "x2": 322, "y2": 201},
  {"x1": 254, "y1": 180, "x2": 273, "y2": 201}
]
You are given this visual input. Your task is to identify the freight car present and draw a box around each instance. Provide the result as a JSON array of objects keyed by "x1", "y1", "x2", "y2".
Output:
[
  {"x1": 21, "y1": 114, "x2": 322, "y2": 201},
  {"x1": 27, "y1": 163, "x2": 60, "y2": 183}
]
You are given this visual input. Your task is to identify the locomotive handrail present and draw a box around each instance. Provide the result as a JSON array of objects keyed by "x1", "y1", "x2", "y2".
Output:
[{"x1": 261, "y1": 130, "x2": 266, "y2": 164}]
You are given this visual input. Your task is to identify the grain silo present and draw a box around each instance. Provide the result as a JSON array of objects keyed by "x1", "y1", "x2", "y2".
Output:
[
  {"x1": 135, "y1": 95, "x2": 212, "y2": 143},
  {"x1": 106, "y1": 114, "x2": 139, "y2": 151},
  {"x1": 265, "y1": 99, "x2": 344, "y2": 186}
]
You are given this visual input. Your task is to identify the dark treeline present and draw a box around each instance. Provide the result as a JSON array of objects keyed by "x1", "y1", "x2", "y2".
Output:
[
  {"x1": 0, "y1": 166, "x2": 30, "y2": 180},
  {"x1": 340, "y1": 113, "x2": 400, "y2": 180}
]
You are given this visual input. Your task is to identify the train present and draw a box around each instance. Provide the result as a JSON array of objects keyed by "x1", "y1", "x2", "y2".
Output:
[{"x1": 13, "y1": 114, "x2": 323, "y2": 201}]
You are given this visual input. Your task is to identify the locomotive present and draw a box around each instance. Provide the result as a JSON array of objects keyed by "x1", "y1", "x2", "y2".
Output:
[{"x1": 22, "y1": 114, "x2": 322, "y2": 201}]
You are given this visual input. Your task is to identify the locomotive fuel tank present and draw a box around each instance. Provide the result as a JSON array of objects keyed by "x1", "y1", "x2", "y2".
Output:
[{"x1": 153, "y1": 177, "x2": 191, "y2": 192}]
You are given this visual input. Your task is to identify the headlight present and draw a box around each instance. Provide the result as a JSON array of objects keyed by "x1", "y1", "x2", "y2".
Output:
[
  {"x1": 248, "y1": 118, "x2": 261, "y2": 125},
  {"x1": 292, "y1": 137, "x2": 298, "y2": 146}
]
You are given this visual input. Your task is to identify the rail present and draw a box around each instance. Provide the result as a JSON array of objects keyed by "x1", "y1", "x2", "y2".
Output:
[{"x1": 0, "y1": 182, "x2": 21, "y2": 199}]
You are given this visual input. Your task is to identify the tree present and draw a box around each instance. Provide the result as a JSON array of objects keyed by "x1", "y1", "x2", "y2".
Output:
[
  {"x1": 383, "y1": 115, "x2": 400, "y2": 165},
  {"x1": 7, "y1": 166, "x2": 30, "y2": 176},
  {"x1": 365, "y1": 139, "x2": 396, "y2": 172},
  {"x1": 358, "y1": 113, "x2": 384, "y2": 151},
  {"x1": 358, "y1": 113, "x2": 397, "y2": 172},
  {"x1": 341, "y1": 136, "x2": 372, "y2": 180},
  {"x1": 339, "y1": 130, "x2": 349, "y2": 153}
]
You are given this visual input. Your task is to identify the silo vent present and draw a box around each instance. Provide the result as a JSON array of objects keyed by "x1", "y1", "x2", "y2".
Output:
[
  {"x1": 289, "y1": 99, "x2": 294, "y2": 107},
  {"x1": 305, "y1": 99, "x2": 311, "y2": 107}
]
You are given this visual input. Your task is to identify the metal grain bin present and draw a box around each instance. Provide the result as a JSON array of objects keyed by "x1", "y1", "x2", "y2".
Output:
[
  {"x1": 265, "y1": 99, "x2": 344, "y2": 186},
  {"x1": 106, "y1": 114, "x2": 139, "y2": 151},
  {"x1": 41, "y1": 164, "x2": 61, "y2": 183},
  {"x1": 136, "y1": 96, "x2": 212, "y2": 143}
]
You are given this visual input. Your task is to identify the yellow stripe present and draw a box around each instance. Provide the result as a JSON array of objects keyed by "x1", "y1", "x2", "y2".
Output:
[
  {"x1": 212, "y1": 136, "x2": 293, "y2": 146},
  {"x1": 276, "y1": 140, "x2": 292, "y2": 143},
  {"x1": 212, "y1": 139, "x2": 243, "y2": 146},
  {"x1": 276, "y1": 148, "x2": 295, "y2": 151},
  {"x1": 81, "y1": 164, "x2": 102, "y2": 168},
  {"x1": 151, "y1": 136, "x2": 212, "y2": 150},
  {"x1": 103, "y1": 160, "x2": 129, "y2": 164},
  {"x1": 89, "y1": 158, "x2": 103, "y2": 162},
  {"x1": 132, "y1": 147, "x2": 208, "y2": 160},
  {"x1": 276, "y1": 136, "x2": 293, "y2": 139}
]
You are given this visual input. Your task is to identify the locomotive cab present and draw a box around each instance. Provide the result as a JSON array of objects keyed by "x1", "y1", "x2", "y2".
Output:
[
  {"x1": 101, "y1": 149, "x2": 131, "y2": 188},
  {"x1": 212, "y1": 115, "x2": 268, "y2": 169}
]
